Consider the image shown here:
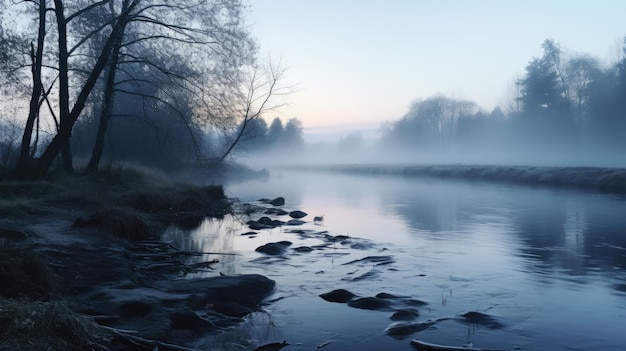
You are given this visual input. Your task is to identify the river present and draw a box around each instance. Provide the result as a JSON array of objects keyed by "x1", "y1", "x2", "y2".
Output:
[{"x1": 162, "y1": 167, "x2": 626, "y2": 351}]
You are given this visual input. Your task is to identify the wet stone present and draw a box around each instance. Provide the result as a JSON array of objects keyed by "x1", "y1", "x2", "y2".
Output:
[
  {"x1": 257, "y1": 217, "x2": 274, "y2": 225},
  {"x1": 390, "y1": 308, "x2": 419, "y2": 321},
  {"x1": 286, "y1": 219, "x2": 305, "y2": 226},
  {"x1": 458, "y1": 311, "x2": 505, "y2": 329},
  {"x1": 269, "y1": 197, "x2": 285, "y2": 206},
  {"x1": 255, "y1": 241, "x2": 292, "y2": 255},
  {"x1": 347, "y1": 296, "x2": 392, "y2": 310},
  {"x1": 264, "y1": 208, "x2": 289, "y2": 216},
  {"x1": 404, "y1": 298, "x2": 428, "y2": 306},
  {"x1": 376, "y1": 292, "x2": 402, "y2": 299},
  {"x1": 384, "y1": 321, "x2": 436, "y2": 338},
  {"x1": 289, "y1": 210, "x2": 308, "y2": 219},
  {"x1": 319, "y1": 289, "x2": 357, "y2": 303},
  {"x1": 247, "y1": 221, "x2": 275, "y2": 230}
]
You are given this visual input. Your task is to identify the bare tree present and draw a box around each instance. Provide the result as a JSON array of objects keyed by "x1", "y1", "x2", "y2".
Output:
[
  {"x1": 564, "y1": 54, "x2": 601, "y2": 138},
  {"x1": 86, "y1": 0, "x2": 255, "y2": 171},
  {"x1": 1, "y1": 0, "x2": 256, "y2": 177},
  {"x1": 213, "y1": 60, "x2": 289, "y2": 165}
]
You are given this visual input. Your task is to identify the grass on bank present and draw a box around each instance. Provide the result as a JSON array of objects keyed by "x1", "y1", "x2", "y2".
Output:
[
  {"x1": 0, "y1": 298, "x2": 111, "y2": 351},
  {"x1": 0, "y1": 165, "x2": 238, "y2": 350},
  {"x1": 0, "y1": 165, "x2": 232, "y2": 240}
]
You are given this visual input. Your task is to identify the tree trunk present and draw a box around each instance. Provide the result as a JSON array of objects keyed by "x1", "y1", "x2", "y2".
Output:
[
  {"x1": 214, "y1": 116, "x2": 251, "y2": 165},
  {"x1": 15, "y1": 1, "x2": 46, "y2": 178},
  {"x1": 54, "y1": 0, "x2": 73, "y2": 173},
  {"x1": 61, "y1": 141, "x2": 74, "y2": 173},
  {"x1": 35, "y1": 1, "x2": 138, "y2": 177},
  {"x1": 87, "y1": 29, "x2": 124, "y2": 172}
]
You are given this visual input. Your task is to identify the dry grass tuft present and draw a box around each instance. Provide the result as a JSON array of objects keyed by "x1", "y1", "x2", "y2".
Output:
[
  {"x1": 0, "y1": 249, "x2": 56, "y2": 300},
  {"x1": 0, "y1": 298, "x2": 111, "y2": 351}
]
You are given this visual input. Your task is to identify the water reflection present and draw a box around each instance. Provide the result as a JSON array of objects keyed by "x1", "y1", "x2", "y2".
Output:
[
  {"x1": 161, "y1": 217, "x2": 241, "y2": 276},
  {"x1": 175, "y1": 170, "x2": 626, "y2": 350}
]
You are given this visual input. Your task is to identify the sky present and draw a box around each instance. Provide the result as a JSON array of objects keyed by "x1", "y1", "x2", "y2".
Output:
[{"x1": 248, "y1": 0, "x2": 626, "y2": 141}]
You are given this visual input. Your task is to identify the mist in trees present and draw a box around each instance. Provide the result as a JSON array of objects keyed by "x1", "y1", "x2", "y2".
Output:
[
  {"x1": 377, "y1": 38, "x2": 626, "y2": 167},
  {"x1": 1, "y1": 1, "x2": 625, "y2": 177},
  {"x1": 0, "y1": 0, "x2": 290, "y2": 178},
  {"x1": 231, "y1": 116, "x2": 305, "y2": 155}
]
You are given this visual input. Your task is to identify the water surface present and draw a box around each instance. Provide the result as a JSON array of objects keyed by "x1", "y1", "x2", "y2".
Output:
[{"x1": 163, "y1": 169, "x2": 626, "y2": 351}]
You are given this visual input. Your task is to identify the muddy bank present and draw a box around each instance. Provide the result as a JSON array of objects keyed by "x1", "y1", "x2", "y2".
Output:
[{"x1": 0, "y1": 170, "x2": 275, "y2": 351}]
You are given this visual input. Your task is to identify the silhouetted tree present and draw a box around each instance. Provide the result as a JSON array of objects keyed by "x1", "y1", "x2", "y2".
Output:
[
  {"x1": 214, "y1": 62, "x2": 287, "y2": 164},
  {"x1": 1, "y1": 0, "x2": 257, "y2": 177},
  {"x1": 337, "y1": 131, "x2": 364, "y2": 153},
  {"x1": 405, "y1": 94, "x2": 477, "y2": 148},
  {"x1": 267, "y1": 117, "x2": 284, "y2": 147},
  {"x1": 235, "y1": 117, "x2": 269, "y2": 152},
  {"x1": 282, "y1": 118, "x2": 305, "y2": 150}
]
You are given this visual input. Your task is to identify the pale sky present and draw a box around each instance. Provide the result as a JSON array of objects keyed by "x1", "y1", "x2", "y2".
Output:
[{"x1": 248, "y1": 0, "x2": 626, "y2": 140}]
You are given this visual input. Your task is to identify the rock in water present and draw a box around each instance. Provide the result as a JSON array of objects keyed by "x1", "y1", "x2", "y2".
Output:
[
  {"x1": 286, "y1": 219, "x2": 305, "y2": 226},
  {"x1": 390, "y1": 308, "x2": 420, "y2": 321},
  {"x1": 458, "y1": 311, "x2": 505, "y2": 329},
  {"x1": 252, "y1": 341, "x2": 289, "y2": 351},
  {"x1": 319, "y1": 289, "x2": 357, "y2": 303},
  {"x1": 289, "y1": 210, "x2": 307, "y2": 219},
  {"x1": 255, "y1": 241, "x2": 292, "y2": 255},
  {"x1": 269, "y1": 197, "x2": 285, "y2": 206},
  {"x1": 410, "y1": 339, "x2": 506, "y2": 351},
  {"x1": 347, "y1": 296, "x2": 392, "y2": 310}
]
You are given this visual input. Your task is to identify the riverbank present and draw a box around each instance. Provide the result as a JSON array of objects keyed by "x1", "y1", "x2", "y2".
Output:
[
  {"x1": 0, "y1": 167, "x2": 275, "y2": 351},
  {"x1": 284, "y1": 164, "x2": 626, "y2": 193}
]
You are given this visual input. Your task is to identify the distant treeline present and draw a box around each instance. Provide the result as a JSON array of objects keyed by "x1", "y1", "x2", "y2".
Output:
[
  {"x1": 233, "y1": 116, "x2": 306, "y2": 153},
  {"x1": 380, "y1": 38, "x2": 626, "y2": 156}
]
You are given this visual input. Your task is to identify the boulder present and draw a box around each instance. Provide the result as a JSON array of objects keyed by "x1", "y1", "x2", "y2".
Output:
[
  {"x1": 319, "y1": 289, "x2": 356, "y2": 303},
  {"x1": 288, "y1": 210, "x2": 307, "y2": 219},
  {"x1": 264, "y1": 208, "x2": 289, "y2": 216},
  {"x1": 255, "y1": 241, "x2": 292, "y2": 255},
  {"x1": 269, "y1": 197, "x2": 285, "y2": 206},
  {"x1": 286, "y1": 219, "x2": 305, "y2": 226},
  {"x1": 390, "y1": 308, "x2": 419, "y2": 321},
  {"x1": 347, "y1": 296, "x2": 392, "y2": 310},
  {"x1": 247, "y1": 221, "x2": 275, "y2": 230},
  {"x1": 458, "y1": 311, "x2": 505, "y2": 329}
]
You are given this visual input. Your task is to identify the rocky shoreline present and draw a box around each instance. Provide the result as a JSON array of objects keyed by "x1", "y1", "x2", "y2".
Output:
[{"x1": 0, "y1": 170, "x2": 277, "y2": 351}]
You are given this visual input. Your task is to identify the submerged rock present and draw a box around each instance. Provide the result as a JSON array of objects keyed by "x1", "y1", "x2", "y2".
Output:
[
  {"x1": 347, "y1": 296, "x2": 392, "y2": 310},
  {"x1": 255, "y1": 241, "x2": 292, "y2": 255},
  {"x1": 385, "y1": 321, "x2": 436, "y2": 338},
  {"x1": 404, "y1": 298, "x2": 428, "y2": 306},
  {"x1": 264, "y1": 208, "x2": 289, "y2": 216},
  {"x1": 286, "y1": 219, "x2": 306, "y2": 226},
  {"x1": 458, "y1": 311, "x2": 505, "y2": 329},
  {"x1": 342, "y1": 255, "x2": 395, "y2": 266},
  {"x1": 80, "y1": 274, "x2": 276, "y2": 339},
  {"x1": 288, "y1": 210, "x2": 307, "y2": 219},
  {"x1": 390, "y1": 308, "x2": 420, "y2": 321},
  {"x1": 252, "y1": 341, "x2": 290, "y2": 351},
  {"x1": 376, "y1": 292, "x2": 403, "y2": 299},
  {"x1": 293, "y1": 246, "x2": 314, "y2": 253},
  {"x1": 319, "y1": 289, "x2": 357, "y2": 303},
  {"x1": 269, "y1": 197, "x2": 285, "y2": 206},
  {"x1": 256, "y1": 217, "x2": 285, "y2": 228},
  {"x1": 247, "y1": 221, "x2": 275, "y2": 230}
]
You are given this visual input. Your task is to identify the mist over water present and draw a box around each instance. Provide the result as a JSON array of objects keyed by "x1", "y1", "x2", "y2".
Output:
[{"x1": 170, "y1": 169, "x2": 626, "y2": 350}]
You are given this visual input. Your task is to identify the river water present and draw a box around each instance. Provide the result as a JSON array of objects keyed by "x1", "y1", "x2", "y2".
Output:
[{"x1": 163, "y1": 168, "x2": 626, "y2": 351}]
